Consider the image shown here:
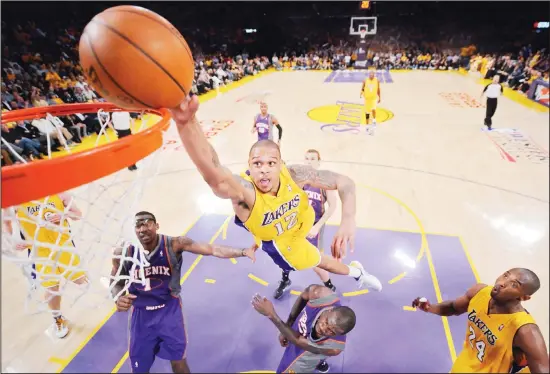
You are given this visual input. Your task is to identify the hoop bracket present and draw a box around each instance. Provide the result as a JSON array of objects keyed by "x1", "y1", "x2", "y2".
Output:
[{"x1": 1, "y1": 103, "x2": 171, "y2": 208}]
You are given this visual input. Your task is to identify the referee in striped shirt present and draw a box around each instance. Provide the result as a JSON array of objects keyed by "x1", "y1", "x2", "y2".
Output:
[{"x1": 481, "y1": 75, "x2": 504, "y2": 130}]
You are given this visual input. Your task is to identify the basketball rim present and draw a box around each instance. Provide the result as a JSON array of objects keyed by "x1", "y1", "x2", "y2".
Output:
[{"x1": 1, "y1": 102, "x2": 171, "y2": 208}]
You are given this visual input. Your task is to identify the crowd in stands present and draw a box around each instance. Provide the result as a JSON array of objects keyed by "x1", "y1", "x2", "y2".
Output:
[
  {"x1": 1, "y1": 11, "x2": 548, "y2": 166},
  {"x1": 469, "y1": 47, "x2": 549, "y2": 94}
]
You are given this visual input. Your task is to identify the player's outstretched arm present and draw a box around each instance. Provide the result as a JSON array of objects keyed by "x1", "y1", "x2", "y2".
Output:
[
  {"x1": 412, "y1": 283, "x2": 487, "y2": 316},
  {"x1": 514, "y1": 324, "x2": 549, "y2": 373},
  {"x1": 288, "y1": 164, "x2": 356, "y2": 258},
  {"x1": 287, "y1": 164, "x2": 356, "y2": 224},
  {"x1": 172, "y1": 236, "x2": 257, "y2": 261},
  {"x1": 170, "y1": 97, "x2": 255, "y2": 207}
]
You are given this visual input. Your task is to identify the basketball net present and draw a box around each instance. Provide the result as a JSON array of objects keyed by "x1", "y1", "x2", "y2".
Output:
[{"x1": 1, "y1": 109, "x2": 164, "y2": 315}]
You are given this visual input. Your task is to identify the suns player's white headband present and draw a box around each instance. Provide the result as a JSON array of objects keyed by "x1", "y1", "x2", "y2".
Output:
[{"x1": 135, "y1": 213, "x2": 156, "y2": 227}]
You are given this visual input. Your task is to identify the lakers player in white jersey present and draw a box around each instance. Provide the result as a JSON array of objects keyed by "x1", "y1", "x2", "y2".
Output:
[
  {"x1": 11, "y1": 193, "x2": 87, "y2": 338},
  {"x1": 412, "y1": 268, "x2": 548, "y2": 373},
  {"x1": 171, "y1": 96, "x2": 382, "y2": 291}
]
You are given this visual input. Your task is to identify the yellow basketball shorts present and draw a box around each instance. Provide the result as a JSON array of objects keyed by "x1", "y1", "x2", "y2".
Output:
[
  {"x1": 261, "y1": 236, "x2": 322, "y2": 272},
  {"x1": 364, "y1": 98, "x2": 377, "y2": 113},
  {"x1": 34, "y1": 247, "x2": 87, "y2": 288}
]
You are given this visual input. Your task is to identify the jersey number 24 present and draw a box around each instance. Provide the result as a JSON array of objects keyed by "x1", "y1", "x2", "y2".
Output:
[{"x1": 468, "y1": 326, "x2": 486, "y2": 362}]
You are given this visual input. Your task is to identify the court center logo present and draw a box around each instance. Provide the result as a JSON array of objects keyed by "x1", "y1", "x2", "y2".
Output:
[{"x1": 307, "y1": 101, "x2": 394, "y2": 135}]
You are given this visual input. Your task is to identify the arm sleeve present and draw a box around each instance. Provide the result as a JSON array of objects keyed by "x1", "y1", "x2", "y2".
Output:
[
  {"x1": 482, "y1": 84, "x2": 489, "y2": 93},
  {"x1": 276, "y1": 124, "x2": 282, "y2": 140}
]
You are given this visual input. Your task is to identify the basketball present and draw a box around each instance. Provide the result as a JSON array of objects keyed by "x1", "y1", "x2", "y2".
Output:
[{"x1": 79, "y1": 5, "x2": 194, "y2": 110}]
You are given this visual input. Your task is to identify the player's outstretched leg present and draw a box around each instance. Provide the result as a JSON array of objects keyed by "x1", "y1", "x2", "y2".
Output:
[{"x1": 317, "y1": 254, "x2": 382, "y2": 291}]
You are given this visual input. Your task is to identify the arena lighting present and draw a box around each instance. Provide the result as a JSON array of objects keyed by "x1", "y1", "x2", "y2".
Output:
[
  {"x1": 244, "y1": 28, "x2": 257, "y2": 34},
  {"x1": 361, "y1": 1, "x2": 370, "y2": 9},
  {"x1": 533, "y1": 22, "x2": 549, "y2": 29}
]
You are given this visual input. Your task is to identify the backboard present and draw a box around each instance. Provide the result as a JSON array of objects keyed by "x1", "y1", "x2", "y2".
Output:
[{"x1": 350, "y1": 16, "x2": 377, "y2": 37}]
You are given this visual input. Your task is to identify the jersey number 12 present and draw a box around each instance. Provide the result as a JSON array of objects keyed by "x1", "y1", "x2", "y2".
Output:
[{"x1": 274, "y1": 212, "x2": 298, "y2": 236}]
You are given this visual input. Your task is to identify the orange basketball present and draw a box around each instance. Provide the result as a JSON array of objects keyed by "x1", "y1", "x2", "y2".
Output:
[{"x1": 79, "y1": 5, "x2": 194, "y2": 110}]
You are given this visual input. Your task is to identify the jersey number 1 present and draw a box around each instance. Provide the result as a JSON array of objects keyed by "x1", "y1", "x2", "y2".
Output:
[
  {"x1": 468, "y1": 326, "x2": 486, "y2": 362},
  {"x1": 274, "y1": 212, "x2": 298, "y2": 236},
  {"x1": 143, "y1": 278, "x2": 151, "y2": 291}
]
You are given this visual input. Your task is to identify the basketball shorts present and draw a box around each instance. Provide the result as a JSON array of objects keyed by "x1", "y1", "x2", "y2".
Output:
[
  {"x1": 261, "y1": 236, "x2": 321, "y2": 272},
  {"x1": 364, "y1": 98, "x2": 377, "y2": 113},
  {"x1": 129, "y1": 297, "x2": 188, "y2": 373},
  {"x1": 34, "y1": 244, "x2": 87, "y2": 288}
]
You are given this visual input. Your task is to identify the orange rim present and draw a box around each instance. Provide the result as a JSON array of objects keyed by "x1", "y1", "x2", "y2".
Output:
[{"x1": 1, "y1": 103, "x2": 171, "y2": 208}]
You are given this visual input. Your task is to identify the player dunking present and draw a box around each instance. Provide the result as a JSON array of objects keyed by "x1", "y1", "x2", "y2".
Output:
[
  {"x1": 252, "y1": 284, "x2": 355, "y2": 373},
  {"x1": 412, "y1": 268, "x2": 549, "y2": 373},
  {"x1": 111, "y1": 211, "x2": 257, "y2": 373},
  {"x1": 274, "y1": 149, "x2": 339, "y2": 300},
  {"x1": 171, "y1": 96, "x2": 382, "y2": 291},
  {"x1": 10, "y1": 193, "x2": 87, "y2": 338},
  {"x1": 360, "y1": 69, "x2": 381, "y2": 129},
  {"x1": 251, "y1": 101, "x2": 283, "y2": 145}
]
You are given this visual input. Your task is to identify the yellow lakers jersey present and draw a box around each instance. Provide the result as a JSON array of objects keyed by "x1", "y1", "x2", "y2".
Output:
[
  {"x1": 451, "y1": 286, "x2": 536, "y2": 373},
  {"x1": 16, "y1": 195, "x2": 72, "y2": 256},
  {"x1": 363, "y1": 78, "x2": 379, "y2": 99},
  {"x1": 241, "y1": 164, "x2": 314, "y2": 242}
]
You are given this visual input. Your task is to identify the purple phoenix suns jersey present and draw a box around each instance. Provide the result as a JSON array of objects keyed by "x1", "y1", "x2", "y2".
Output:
[
  {"x1": 123, "y1": 234, "x2": 183, "y2": 309},
  {"x1": 277, "y1": 293, "x2": 346, "y2": 373},
  {"x1": 303, "y1": 184, "x2": 326, "y2": 224},
  {"x1": 254, "y1": 113, "x2": 274, "y2": 141}
]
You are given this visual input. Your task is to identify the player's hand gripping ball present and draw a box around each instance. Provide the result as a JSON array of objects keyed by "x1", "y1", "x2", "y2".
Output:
[
  {"x1": 412, "y1": 297, "x2": 430, "y2": 312},
  {"x1": 79, "y1": 5, "x2": 194, "y2": 110},
  {"x1": 169, "y1": 95, "x2": 200, "y2": 126}
]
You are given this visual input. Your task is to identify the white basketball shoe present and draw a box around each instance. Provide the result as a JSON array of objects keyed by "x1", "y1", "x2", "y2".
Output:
[{"x1": 350, "y1": 261, "x2": 383, "y2": 291}]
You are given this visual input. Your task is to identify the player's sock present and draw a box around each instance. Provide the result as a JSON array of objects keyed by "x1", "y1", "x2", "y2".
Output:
[
  {"x1": 324, "y1": 279, "x2": 336, "y2": 291},
  {"x1": 282, "y1": 270, "x2": 290, "y2": 281},
  {"x1": 52, "y1": 310, "x2": 62, "y2": 320}
]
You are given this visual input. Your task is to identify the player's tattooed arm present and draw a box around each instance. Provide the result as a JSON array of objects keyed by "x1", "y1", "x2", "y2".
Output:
[
  {"x1": 173, "y1": 236, "x2": 256, "y2": 260},
  {"x1": 230, "y1": 174, "x2": 255, "y2": 210},
  {"x1": 288, "y1": 164, "x2": 356, "y2": 222},
  {"x1": 513, "y1": 324, "x2": 549, "y2": 373}
]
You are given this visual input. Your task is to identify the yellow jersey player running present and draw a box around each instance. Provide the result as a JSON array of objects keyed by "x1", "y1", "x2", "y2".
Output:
[
  {"x1": 360, "y1": 69, "x2": 381, "y2": 129},
  {"x1": 14, "y1": 193, "x2": 88, "y2": 339},
  {"x1": 412, "y1": 268, "x2": 549, "y2": 373},
  {"x1": 171, "y1": 96, "x2": 382, "y2": 291}
]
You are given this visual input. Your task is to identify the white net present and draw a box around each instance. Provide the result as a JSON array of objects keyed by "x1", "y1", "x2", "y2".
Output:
[{"x1": 1, "y1": 110, "x2": 164, "y2": 314}]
